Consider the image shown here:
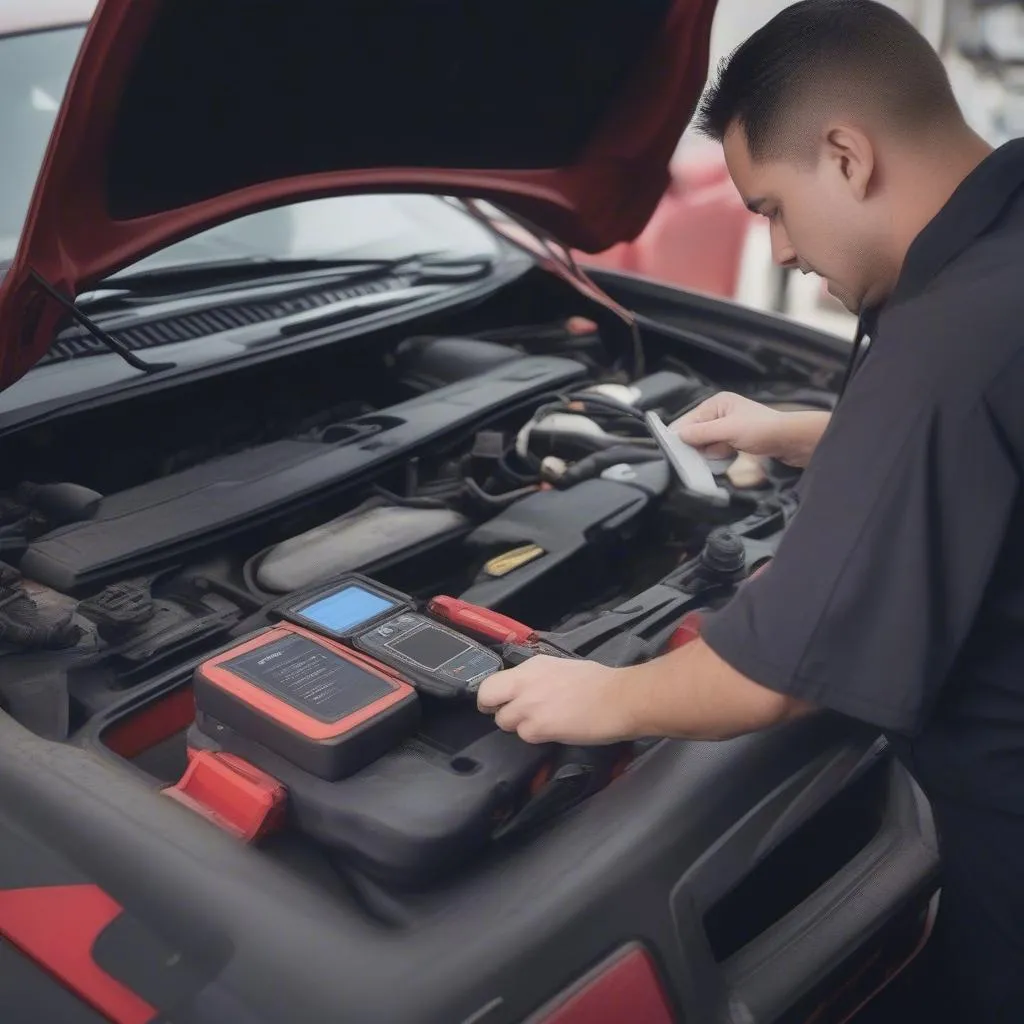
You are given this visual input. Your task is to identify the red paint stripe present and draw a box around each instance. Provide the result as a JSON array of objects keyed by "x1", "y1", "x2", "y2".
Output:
[
  {"x1": 530, "y1": 946, "x2": 675, "y2": 1024},
  {"x1": 0, "y1": 884, "x2": 155, "y2": 1024}
]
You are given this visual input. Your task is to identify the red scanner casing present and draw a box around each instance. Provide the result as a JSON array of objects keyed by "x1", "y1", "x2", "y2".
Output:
[{"x1": 193, "y1": 624, "x2": 419, "y2": 781}]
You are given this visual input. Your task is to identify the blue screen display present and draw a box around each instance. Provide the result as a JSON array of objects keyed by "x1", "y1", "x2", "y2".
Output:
[{"x1": 298, "y1": 586, "x2": 395, "y2": 633}]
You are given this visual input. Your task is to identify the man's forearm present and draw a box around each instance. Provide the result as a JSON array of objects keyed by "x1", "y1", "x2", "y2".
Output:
[
  {"x1": 622, "y1": 638, "x2": 816, "y2": 741},
  {"x1": 779, "y1": 410, "x2": 832, "y2": 468}
]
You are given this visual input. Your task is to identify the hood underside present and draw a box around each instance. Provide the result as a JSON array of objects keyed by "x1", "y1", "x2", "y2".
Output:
[{"x1": 0, "y1": 0, "x2": 718, "y2": 390}]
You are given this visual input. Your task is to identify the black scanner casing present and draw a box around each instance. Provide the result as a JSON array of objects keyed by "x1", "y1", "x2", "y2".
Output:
[{"x1": 188, "y1": 704, "x2": 551, "y2": 889}]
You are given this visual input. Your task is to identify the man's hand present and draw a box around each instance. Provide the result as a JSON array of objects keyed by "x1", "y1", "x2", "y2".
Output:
[
  {"x1": 476, "y1": 656, "x2": 635, "y2": 746},
  {"x1": 476, "y1": 641, "x2": 816, "y2": 746},
  {"x1": 672, "y1": 392, "x2": 830, "y2": 468}
]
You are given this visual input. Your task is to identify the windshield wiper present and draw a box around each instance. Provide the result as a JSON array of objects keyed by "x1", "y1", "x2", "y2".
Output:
[
  {"x1": 81, "y1": 252, "x2": 493, "y2": 310},
  {"x1": 29, "y1": 271, "x2": 175, "y2": 375},
  {"x1": 22, "y1": 252, "x2": 492, "y2": 376}
]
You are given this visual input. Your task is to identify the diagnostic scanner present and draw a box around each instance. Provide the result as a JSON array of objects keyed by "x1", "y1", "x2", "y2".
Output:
[
  {"x1": 644, "y1": 410, "x2": 730, "y2": 506},
  {"x1": 278, "y1": 576, "x2": 505, "y2": 699},
  {"x1": 283, "y1": 576, "x2": 412, "y2": 640},
  {"x1": 352, "y1": 611, "x2": 502, "y2": 698},
  {"x1": 193, "y1": 624, "x2": 419, "y2": 781}
]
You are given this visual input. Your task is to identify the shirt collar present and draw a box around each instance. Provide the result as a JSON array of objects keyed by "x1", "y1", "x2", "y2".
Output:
[
  {"x1": 885, "y1": 136, "x2": 1024, "y2": 313},
  {"x1": 843, "y1": 140, "x2": 1024, "y2": 396}
]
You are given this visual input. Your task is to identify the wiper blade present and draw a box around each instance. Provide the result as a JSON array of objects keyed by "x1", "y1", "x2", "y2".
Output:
[
  {"x1": 112, "y1": 254, "x2": 415, "y2": 288},
  {"x1": 84, "y1": 252, "x2": 492, "y2": 308}
]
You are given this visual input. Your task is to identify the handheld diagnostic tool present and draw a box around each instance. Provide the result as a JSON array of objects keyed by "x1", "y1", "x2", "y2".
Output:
[
  {"x1": 353, "y1": 613, "x2": 502, "y2": 698},
  {"x1": 193, "y1": 624, "x2": 419, "y2": 781},
  {"x1": 284, "y1": 578, "x2": 411, "y2": 639},
  {"x1": 280, "y1": 576, "x2": 503, "y2": 699},
  {"x1": 644, "y1": 410, "x2": 730, "y2": 507}
]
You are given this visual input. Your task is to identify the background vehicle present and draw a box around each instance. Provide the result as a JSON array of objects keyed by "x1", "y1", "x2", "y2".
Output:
[
  {"x1": 581, "y1": 0, "x2": 1021, "y2": 341},
  {"x1": 0, "y1": 3, "x2": 939, "y2": 1023}
]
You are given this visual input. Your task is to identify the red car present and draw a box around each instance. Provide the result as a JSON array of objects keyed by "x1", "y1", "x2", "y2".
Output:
[
  {"x1": 582, "y1": 144, "x2": 759, "y2": 301},
  {"x1": 0, "y1": 3, "x2": 938, "y2": 1023}
]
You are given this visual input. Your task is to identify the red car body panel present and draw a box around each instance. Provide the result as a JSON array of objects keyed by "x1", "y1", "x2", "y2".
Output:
[{"x1": 0, "y1": 0, "x2": 720, "y2": 390}]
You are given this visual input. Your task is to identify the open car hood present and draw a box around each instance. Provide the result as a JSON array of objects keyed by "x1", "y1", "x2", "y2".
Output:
[{"x1": 0, "y1": 0, "x2": 718, "y2": 390}]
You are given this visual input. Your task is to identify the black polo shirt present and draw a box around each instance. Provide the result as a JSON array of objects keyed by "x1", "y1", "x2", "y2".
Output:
[{"x1": 702, "y1": 137, "x2": 1024, "y2": 816}]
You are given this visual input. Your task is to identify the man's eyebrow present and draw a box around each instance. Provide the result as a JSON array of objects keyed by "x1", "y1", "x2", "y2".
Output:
[{"x1": 744, "y1": 196, "x2": 767, "y2": 214}]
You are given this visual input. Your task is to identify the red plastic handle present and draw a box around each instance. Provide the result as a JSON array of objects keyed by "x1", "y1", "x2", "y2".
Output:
[
  {"x1": 164, "y1": 749, "x2": 287, "y2": 843},
  {"x1": 427, "y1": 595, "x2": 535, "y2": 644}
]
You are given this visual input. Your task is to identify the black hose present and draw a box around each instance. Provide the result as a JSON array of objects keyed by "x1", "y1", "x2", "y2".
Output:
[
  {"x1": 554, "y1": 445, "x2": 662, "y2": 489},
  {"x1": 370, "y1": 484, "x2": 450, "y2": 510},
  {"x1": 562, "y1": 391, "x2": 647, "y2": 422},
  {"x1": 462, "y1": 477, "x2": 539, "y2": 508}
]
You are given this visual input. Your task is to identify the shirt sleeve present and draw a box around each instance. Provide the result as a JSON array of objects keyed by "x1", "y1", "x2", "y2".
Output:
[{"x1": 701, "y1": 343, "x2": 1018, "y2": 736}]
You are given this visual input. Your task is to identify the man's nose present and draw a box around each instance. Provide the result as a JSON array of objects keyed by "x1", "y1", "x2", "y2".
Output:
[{"x1": 769, "y1": 221, "x2": 798, "y2": 268}]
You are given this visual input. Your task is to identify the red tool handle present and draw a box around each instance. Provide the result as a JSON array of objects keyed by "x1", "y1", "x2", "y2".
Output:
[
  {"x1": 667, "y1": 610, "x2": 705, "y2": 651},
  {"x1": 427, "y1": 595, "x2": 536, "y2": 644},
  {"x1": 666, "y1": 562, "x2": 772, "y2": 652}
]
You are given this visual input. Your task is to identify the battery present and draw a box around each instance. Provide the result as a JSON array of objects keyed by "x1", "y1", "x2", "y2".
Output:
[{"x1": 193, "y1": 624, "x2": 419, "y2": 780}]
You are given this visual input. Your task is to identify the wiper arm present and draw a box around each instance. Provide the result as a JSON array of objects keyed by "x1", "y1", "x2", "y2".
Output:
[{"x1": 29, "y1": 271, "x2": 175, "y2": 375}]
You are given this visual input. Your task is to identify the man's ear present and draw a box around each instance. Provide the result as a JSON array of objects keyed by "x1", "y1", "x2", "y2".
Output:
[{"x1": 822, "y1": 124, "x2": 875, "y2": 201}]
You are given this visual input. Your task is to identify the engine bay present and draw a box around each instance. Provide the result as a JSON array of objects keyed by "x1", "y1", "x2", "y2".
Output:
[{"x1": 0, "y1": 308, "x2": 830, "y2": 904}]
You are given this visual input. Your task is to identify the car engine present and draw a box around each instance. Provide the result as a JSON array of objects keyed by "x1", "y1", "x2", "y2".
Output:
[{"x1": 0, "y1": 317, "x2": 829, "y2": 897}]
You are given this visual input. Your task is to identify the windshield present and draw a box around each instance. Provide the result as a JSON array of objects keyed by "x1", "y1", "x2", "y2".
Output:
[
  {"x1": 0, "y1": 23, "x2": 504, "y2": 419},
  {"x1": 0, "y1": 26, "x2": 86, "y2": 256},
  {"x1": 0, "y1": 24, "x2": 500, "y2": 274},
  {"x1": 110, "y1": 192, "x2": 500, "y2": 278}
]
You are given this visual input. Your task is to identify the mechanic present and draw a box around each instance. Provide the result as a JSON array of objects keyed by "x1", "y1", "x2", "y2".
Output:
[{"x1": 476, "y1": 2, "x2": 1024, "y2": 1019}]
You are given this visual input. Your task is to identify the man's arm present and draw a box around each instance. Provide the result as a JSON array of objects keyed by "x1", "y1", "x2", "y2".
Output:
[
  {"x1": 482, "y1": 334, "x2": 1023, "y2": 751},
  {"x1": 774, "y1": 411, "x2": 832, "y2": 468},
  {"x1": 627, "y1": 638, "x2": 817, "y2": 739},
  {"x1": 476, "y1": 641, "x2": 816, "y2": 747}
]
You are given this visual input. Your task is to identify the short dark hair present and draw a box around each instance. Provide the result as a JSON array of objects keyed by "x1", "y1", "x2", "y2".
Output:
[{"x1": 695, "y1": 0, "x2": 962, "y2": 162}]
